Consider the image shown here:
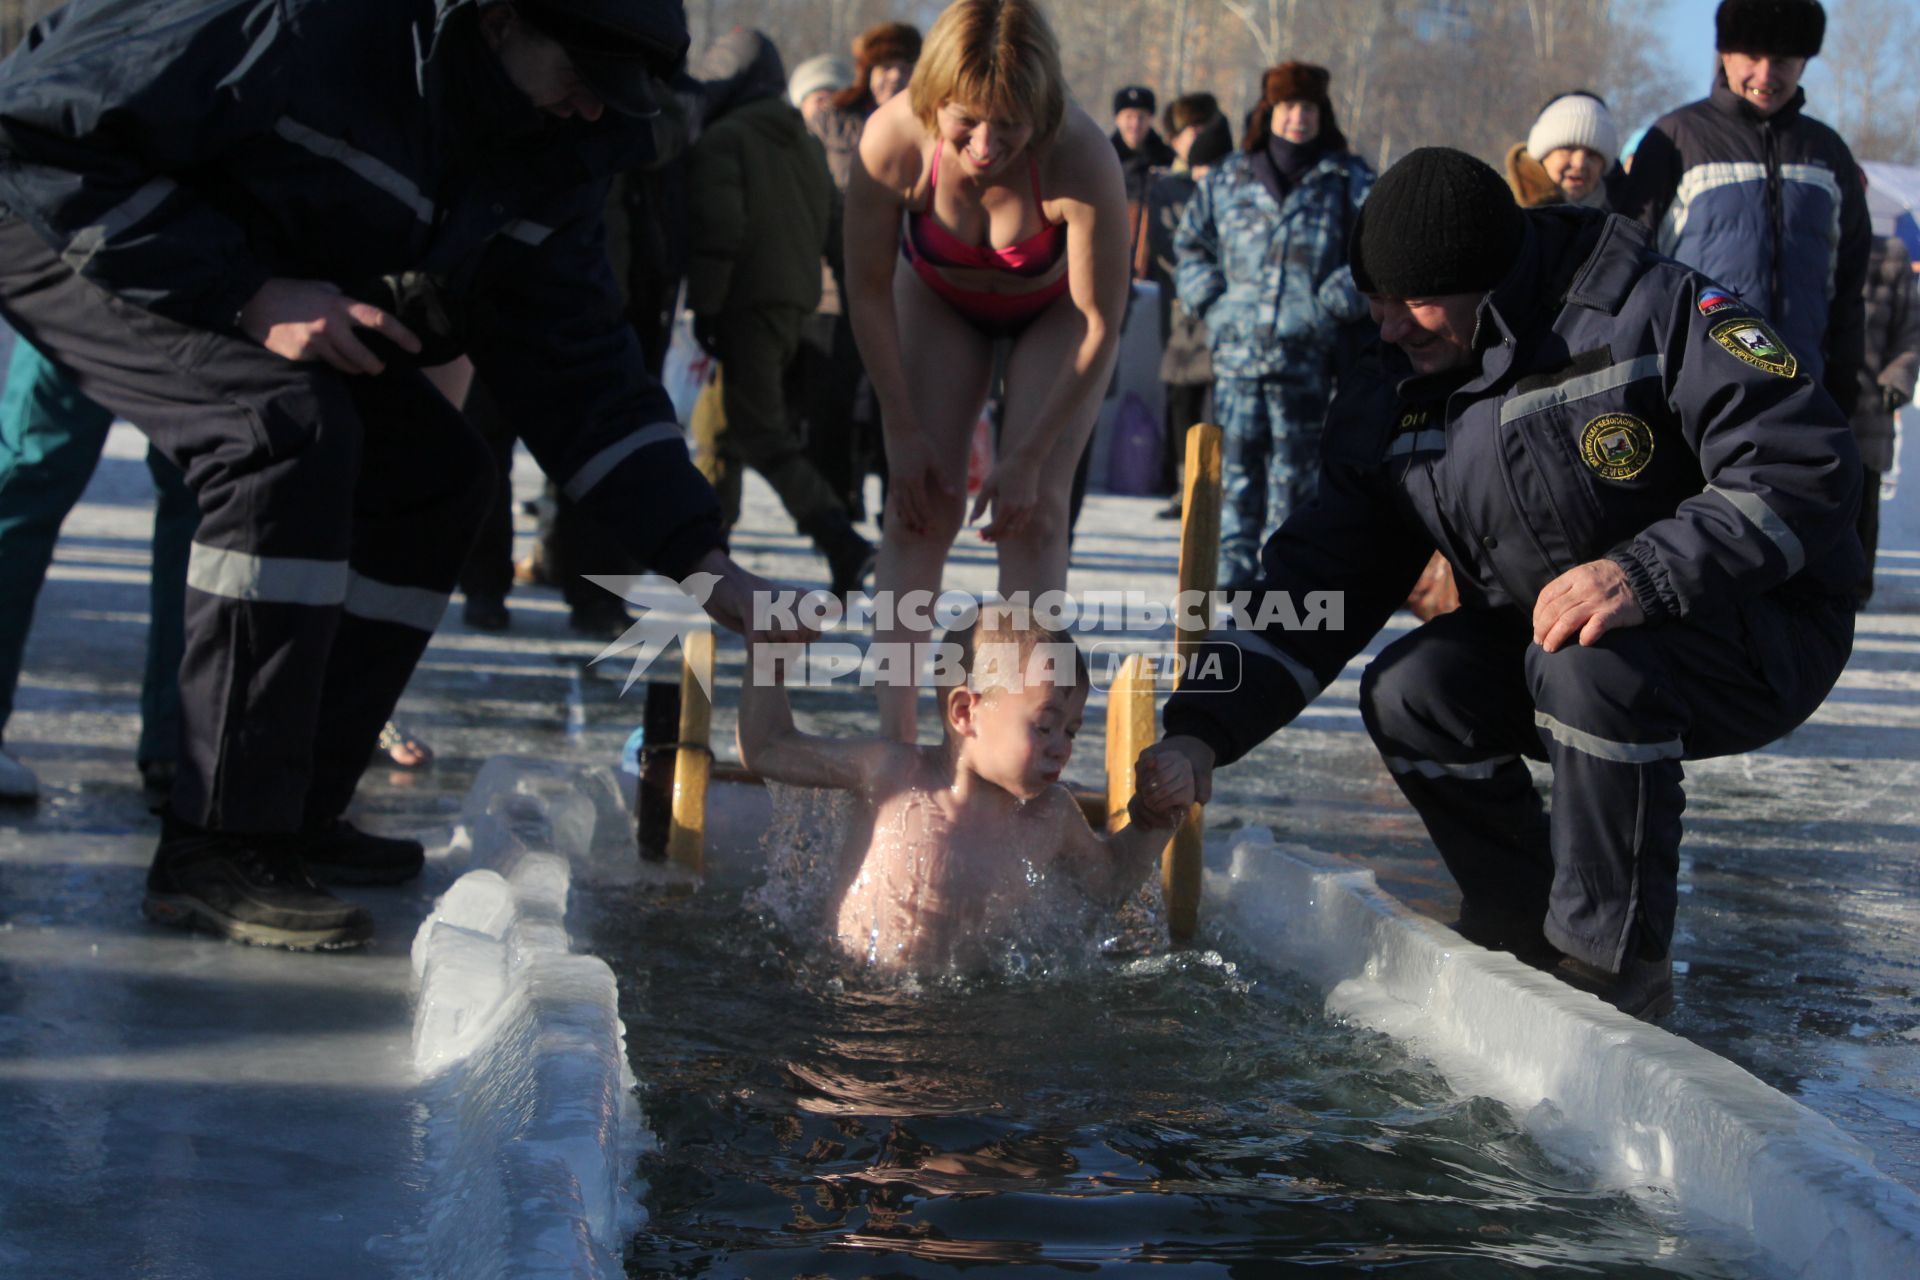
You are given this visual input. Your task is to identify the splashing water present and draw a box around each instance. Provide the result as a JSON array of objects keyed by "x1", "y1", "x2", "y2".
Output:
[{"x1": 744, "y1": 781, "x2": 1164, "y2": 982}]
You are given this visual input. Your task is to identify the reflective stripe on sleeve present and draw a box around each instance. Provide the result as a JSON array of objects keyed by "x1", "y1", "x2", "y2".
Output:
[
  {"x1": 344, "y1": 572, "x2": 448, "y2": 632},
  {"x1": 185, "y1": 543, "x2": 349, "y2": 606},
  {"x1": 1383, "y1": 429, "x2": 1448, "y2": 460},
  {"x1": 1706, "y1": 484, "x2": 1806, "y2": 574},
  {"x1": 1212, "y1": 628, "x2": 1322, "y2": 704},
  {"x1": 561, "y1": 422, "x2": 689, "y2": 501},
  {"x1": 1498, "y1": 354, "x2": 1667, "y2": 424},
  {"x1": 499, "y1": 219, "x2": 555, "y2": 247},
  {"x1": 273, "y1": 118, "x2": 434, "y2": 223},
  {"x1": 1534, "y1": 710, "x2": 1682, "y2": 763},
  {"x1": 1385, "y1": 754, "x2": 1520, "y2": 780},
  {"x1": 60, "y1": 176, "x2": 181, "y2": 270}
]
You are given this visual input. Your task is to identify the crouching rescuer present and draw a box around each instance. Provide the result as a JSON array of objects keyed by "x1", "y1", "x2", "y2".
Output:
[
  {"x1": 1140, "y1": 147, "x2": 1861, "y2": 1020},
  {"x1": 0, "y1": 0, "x2": 794, "y2": 950}
]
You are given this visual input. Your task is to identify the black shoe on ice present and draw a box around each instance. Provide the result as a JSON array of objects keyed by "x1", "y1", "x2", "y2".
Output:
[{"x1": 144, "y1": 834, "x2": 373, "y2": 951}]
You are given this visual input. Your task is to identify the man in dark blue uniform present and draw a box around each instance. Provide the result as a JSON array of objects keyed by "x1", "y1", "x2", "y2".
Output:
[
  {"x1": 0, "y1": 0, "x2": 793, "y2": 950},
  {"x1": 1141, "y1": 148, "x2": 1861, "y2": 1020}
]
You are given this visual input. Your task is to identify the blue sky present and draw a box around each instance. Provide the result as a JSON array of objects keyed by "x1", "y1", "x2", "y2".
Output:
[{"x1": 1657, "y1": 0, "x2": 1722, "y2": 91}]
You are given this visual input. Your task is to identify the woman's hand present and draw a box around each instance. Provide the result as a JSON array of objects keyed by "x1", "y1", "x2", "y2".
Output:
[
  {"x1": 971, "y1": 456, "x2": 1039, "y2": 543},
  {"x1": 885, "y1": 433, "x2": 955, "y2": 537}
]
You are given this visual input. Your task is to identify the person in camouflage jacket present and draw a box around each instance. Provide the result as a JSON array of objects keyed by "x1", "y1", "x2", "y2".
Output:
[{"x1": 1174, "y1": 63, "x2": 1371, "y2": 585}]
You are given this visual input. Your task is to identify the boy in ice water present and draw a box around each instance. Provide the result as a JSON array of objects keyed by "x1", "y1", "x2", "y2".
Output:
[{"x1": 739, "y1": 613, "x2": 1195, "y2": 970}]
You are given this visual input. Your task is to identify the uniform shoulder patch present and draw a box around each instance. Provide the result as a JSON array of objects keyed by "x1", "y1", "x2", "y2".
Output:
[
  {"x1": 1696, "y1": 286, "x2": 1742, "y2": 317},
  {"x1": 1580, "y1": 413, "x2": 1655, "y2": 481},
  {"x1": 1708, "y1": 317, "x2": 1799, "y2": 379}
]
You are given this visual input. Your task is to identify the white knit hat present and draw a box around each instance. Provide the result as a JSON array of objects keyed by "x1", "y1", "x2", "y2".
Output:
[
  {"x1": 787, "y1": 54, "x2": 853, "y2": 109},
  {"x1": 1526, "y1": 93, "x2": 1619, "y2": 167}
]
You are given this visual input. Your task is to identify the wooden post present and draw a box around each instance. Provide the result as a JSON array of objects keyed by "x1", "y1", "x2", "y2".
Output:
[
  {"x1": 665, "y1": 627, "x2": 714, "y2": 874},
  {"x1": 1165, "y1": 423, "x2": 1223, "y2": 943},
  {"x1": 1104, "y1": 653, "x2": 1158, "y2": 834},
  {"x1": 634, "y1": 680, "x2": 683, "y2": 862}
]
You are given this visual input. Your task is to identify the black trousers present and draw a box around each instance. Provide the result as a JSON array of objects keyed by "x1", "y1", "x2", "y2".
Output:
[
  {"x1": 1857, "y1": 467, "x2": 1880, "y2": 605},
  {"x1": 458, "y1": 376, "x2": 519, "y2": 602},
  {"x1": 0, "y1": 218, "x2": 491, "y2": 833},
  {"x1": 1358, "y1": 598, "x2": 1852, "y2": 970},
  {"x1": 1162, "y1": 381, "x2": 1212, "y2": 494},
  {"x1": 788, "y1": 311, "x2": 871, "y2": 520}
]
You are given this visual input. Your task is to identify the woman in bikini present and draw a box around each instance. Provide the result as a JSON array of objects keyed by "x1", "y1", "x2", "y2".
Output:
[{"x1": 844, "y1": 0, "x2": 1130, "y2": 741}]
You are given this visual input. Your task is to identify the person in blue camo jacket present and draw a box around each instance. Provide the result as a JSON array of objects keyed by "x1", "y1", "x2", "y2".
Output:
[{"x1": 1174, "y1": 61, "x2": 1371, "y2": 587}]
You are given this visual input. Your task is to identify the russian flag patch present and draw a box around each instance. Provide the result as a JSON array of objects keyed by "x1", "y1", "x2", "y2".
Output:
[{"x1": 1697, "y1": 287, "x2": 1740, "y2": 317}]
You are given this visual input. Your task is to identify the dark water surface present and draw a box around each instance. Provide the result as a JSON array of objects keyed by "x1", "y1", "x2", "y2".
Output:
[{"x1": 598, "y1": 884, "x2": 1757, "y2": 1279}]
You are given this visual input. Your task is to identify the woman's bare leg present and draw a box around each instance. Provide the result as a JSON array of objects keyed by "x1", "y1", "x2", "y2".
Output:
[
  {"x1": 875, "y1": 267, "x2": 994, "y2": 741},
  {"x1": 994, "y1": 293, "x2": 1118, "y2": 604}
]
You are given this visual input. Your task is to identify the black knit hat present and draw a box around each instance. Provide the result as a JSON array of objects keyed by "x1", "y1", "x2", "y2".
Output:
[
  {"x1": 1715, "y1": 0, "x2": 1825, "y2": 58},
  {"x1": 1350, "y1": 147, "x2": 1526, "y2": 298},
  {"x1": 1187, "y1": 113, "x2": 1234, "y2": 168}
]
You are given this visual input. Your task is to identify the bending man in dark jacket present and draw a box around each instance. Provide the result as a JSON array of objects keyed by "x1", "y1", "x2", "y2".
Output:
[
  {"x1": 686, "y1": 28, "x2": 874, "y2": 597},
  {"x1": 1615, "y1": 0, "x2": 1868, "y2": 415},
  {"x1": 0, "y1": 0, "x2": 792, "y2": 950},
  {"x1": 1139, "y1": 149, "x2": 1861, "y2": 1021}
]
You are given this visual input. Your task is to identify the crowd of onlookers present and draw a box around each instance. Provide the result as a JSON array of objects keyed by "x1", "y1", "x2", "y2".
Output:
[{"x1": 628, "y1": 3, "x2": 1920, "y2": 612}]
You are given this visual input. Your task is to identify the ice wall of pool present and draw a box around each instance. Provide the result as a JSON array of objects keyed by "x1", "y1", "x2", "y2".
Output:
[
  {"x1": 408, "y1": 758, "x2": 648, "y2": 1280},
  {"x1": 1210, "y1": 827, "x2": 1920, "y2": 1280}
]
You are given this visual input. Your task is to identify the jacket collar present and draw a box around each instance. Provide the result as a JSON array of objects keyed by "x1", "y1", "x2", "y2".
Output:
[
  {"x1": 1384, "y1": 206, "x2": 1613, "y2": 400},
  {"x1": 1244, "y1": 147, "x2": 1350, "y2": 205}
]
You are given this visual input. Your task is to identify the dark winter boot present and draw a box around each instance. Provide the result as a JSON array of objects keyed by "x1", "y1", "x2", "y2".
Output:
[
  {"x1": 801, "y1": 511, "x2": 877, "y2": 600},
  {"x1": 463, "y1": 592, "x2": 511, "y2": 632},
  {"x1": 144, "y1": 831, "x2": 373, "y2": 951},
  {"x1": 568, "y1": 593, "x2": 635, "y2": 642},
  {"x1": 1553, "y1": 953, "x2": 1675, "y2": 1022},
  {"x1": 298, "y1": 818, "x2": 426, "y2": 886},
  {"x1": 1452, "y1": 897, "x2": 1560, "y2": 969},
  {"x1": 137, "y1": 758, "x2": 176, "y2": 815}
]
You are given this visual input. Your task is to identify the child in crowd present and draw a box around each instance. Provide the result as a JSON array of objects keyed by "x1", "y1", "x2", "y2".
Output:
[{"x1": 738, "y1": 612, "x2": 1195, "y2": 971}]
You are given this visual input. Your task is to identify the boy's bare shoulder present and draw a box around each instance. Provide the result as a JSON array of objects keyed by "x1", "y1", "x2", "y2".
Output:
[
  {"x1": 1030, "y1": 781, "x2": 1095, "y2": 830},
  {"x1": 867, "y1": 740, "x2": 942, "y2": 791}
]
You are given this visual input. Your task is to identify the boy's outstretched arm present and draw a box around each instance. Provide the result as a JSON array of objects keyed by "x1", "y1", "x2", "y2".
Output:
[
  {"x1": 1056, "y1": 744, "x2": 1200, "y2": 907},
  {"x1": 736, "y1": 641, "x2": 906, "y2": 791},
  {"x1": 1054, "y1": 777, "x2": 1190, "y2": 910}
]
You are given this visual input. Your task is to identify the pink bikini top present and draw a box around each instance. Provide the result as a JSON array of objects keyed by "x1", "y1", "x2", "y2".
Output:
[{"x1": 906, "y1": 144, "x2": 1067, "y2": 277}]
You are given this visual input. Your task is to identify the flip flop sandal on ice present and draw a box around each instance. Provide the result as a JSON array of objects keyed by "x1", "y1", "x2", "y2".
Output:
[{"x1": 376, "y1": 721, "x2": 434, "y2": 770}]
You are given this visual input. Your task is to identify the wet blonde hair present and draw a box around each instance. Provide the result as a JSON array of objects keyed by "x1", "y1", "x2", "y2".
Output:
[
  {"x1": 909, "y1": 0, "x2": 1066, "y2": 153},
  {"x1": 936, "y1": 608, "x2": 1087, "y2": 704}
]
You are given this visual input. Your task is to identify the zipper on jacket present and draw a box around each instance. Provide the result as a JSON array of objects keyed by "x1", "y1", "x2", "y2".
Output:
[
  {"x1": 1763, "y1": 121, "x2": 1784, "y2": 323},
  {"x1": 1442, "y1": 384, "x2": 1542, "y2": 606}
]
